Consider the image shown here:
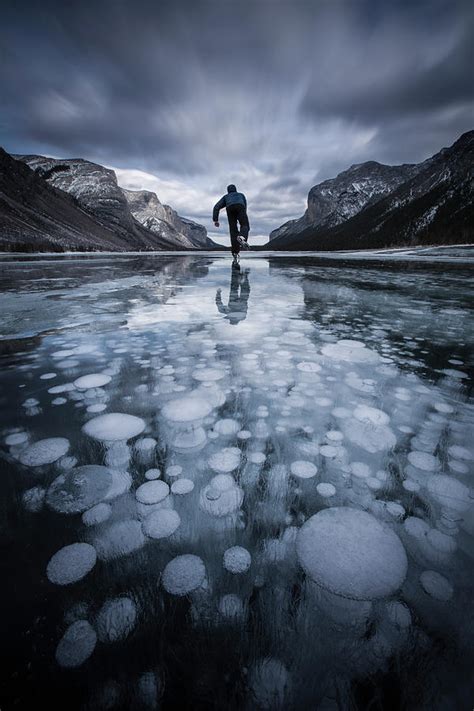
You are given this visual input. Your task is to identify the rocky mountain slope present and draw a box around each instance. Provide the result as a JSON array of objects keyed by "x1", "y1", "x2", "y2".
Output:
[
  {"x1": 268, "y1": 131, "x2": 473, "y2": 250},
  {"x1": 0, "y1": 148, "x2": 143, "y2": 252},
  {"x1": 15, "y1": 154, "x2": 214, "y2": 250},
  {"x1": 269, "y1": 161, "x2": 418, "y2": 245},
  {"x1": 123, "y1": 189, "x2": 217, "y2": 249}
]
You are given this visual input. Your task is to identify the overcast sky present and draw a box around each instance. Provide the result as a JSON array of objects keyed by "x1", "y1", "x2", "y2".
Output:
[{"x1": 2, "y1": 0, "x2": 473, "y2": 244}]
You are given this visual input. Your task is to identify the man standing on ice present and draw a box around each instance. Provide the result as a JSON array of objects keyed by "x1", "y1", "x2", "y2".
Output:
[{"x1": 213, "y1": 184, "x2": 250, "y2": 261}]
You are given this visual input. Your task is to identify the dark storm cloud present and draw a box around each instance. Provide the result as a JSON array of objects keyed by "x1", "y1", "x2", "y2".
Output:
[{"x1": 1, "y1": 0, "x2": 472, "y2": 239}]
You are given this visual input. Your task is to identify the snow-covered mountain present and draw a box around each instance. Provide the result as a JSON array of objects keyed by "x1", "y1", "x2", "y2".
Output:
[
  {"x1": 269, "y1": 161, "x2": 418, "y2": 246},
  {"x1": 123, "y1": 189, "x2": 217, "y2": 249},
  {"x1": 0, "y1": 148, "x2": 145, "y2": 252},
  {"x1": 12, "y1": 154, "x2": 215, "y2": 251},
  {"x1": 268, "y1": 131, "x2": 473, "y2": 250}
]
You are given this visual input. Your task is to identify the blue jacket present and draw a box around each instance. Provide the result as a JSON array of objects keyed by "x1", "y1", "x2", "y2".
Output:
[{"x1": 213, "y1": 186, "x2": 247, "y2": 221}]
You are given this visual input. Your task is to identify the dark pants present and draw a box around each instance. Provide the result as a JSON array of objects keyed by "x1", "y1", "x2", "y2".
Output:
[{"x1": 226, "y1": 204, "x2": 250, "y2": 253}]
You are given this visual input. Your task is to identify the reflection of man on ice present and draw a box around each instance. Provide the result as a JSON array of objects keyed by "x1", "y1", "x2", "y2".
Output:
[
  {"x1": 213, "y1": 184, "x2": 250, "y2": 263},
  {"x1": 216, "y1": 265, "x2": 250, "y2": 325}
]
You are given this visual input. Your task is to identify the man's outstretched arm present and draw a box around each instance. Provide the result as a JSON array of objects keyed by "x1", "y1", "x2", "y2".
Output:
[{"x1": 212, "y1": 196, "x2": 226, "y2": 224}]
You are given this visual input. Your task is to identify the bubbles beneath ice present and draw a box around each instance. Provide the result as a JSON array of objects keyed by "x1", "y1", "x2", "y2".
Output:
[
  {"x1": 96, "y1": 597, "x2": 137, "y2": 643},
  {"x1": 145, "y1": 468, "x2": 161, "y2": 480},
  {"x1": 55, "y1": 620, "x2": 97, "y2": 668},
  {"x1": 161, "y1": 554, "x2": 206, "y2": 596},
  {"x1": 22, "y1": 486, "x2": 46, "y2": 512},
  {"x1": 82, "y1": 502, "x2": 112, "y2": 527},
  {"x1": 290, "y1": 460, "x2": 318, "y2": 479},
  {"x1": 82, "y1": 413, "x2": 146, "y2": 442},
  {"x1": 171, "y1": 478, "x2": 194, "y2": 495},
  {"x1": 317, "y1": 483, "x2": 336, "y2": 498},
  {"x1": 135, "y1": 480, "x2": 170, "y2": 505},
  {"x1": 208, "y1": 447, "x2": 241, "y2": 473},
  {"x1": 200, "y1": 474, "x2": 244, "y2": 517},
  {"x1": 5, "y1": 431, "x2": 29, "y2": 446},
  {"x1": 47, "y1": 466, "x2": 113, "y2": 514},
  {"x1": 223, "y1": 546, "x2": 251, "y2": 574},
  {"x1": 248, "y1": 658, "x2": 290, "y2": 710},
  {"x1": 419, "y1": 570, "x2": 454, "y2": 601},
  {"x1": 143, "y1": 509, "x2": 181, "y2": 539},
  {"x1": 297, "y1": 508, "x2": 408, "y2": 600},
  {"x1": 407, "y1": 451, "x2": 440, "y2": 471},
  {"x1": 47, "y1": 543, "x2": 97, "y2": 585},
  {"x1": 19, "y1": 438, "x2": 70, "y2": 467},
  {"x1": 73, "y1": 374, "x2": 112, "y2": 390},
  {"x1": 95, "y1": 520, "x2": 146, "y2": 561}
]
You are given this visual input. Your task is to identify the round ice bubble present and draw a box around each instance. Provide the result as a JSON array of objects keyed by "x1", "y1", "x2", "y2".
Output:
[
  {"x1": 19, "y1": 438, "x2": 70, "y2": 467},
  {"x1": 55, "y1": 620, "x2": 97, "y2": 668},
  {"x1": 95, "y1": 520, "x2": 146, "y2": 561},
  {"x1": 171, "y1": 478, "x2": 195, "y2": 495},
  {"x1": 249, "y1": 658, "x2": 290, "y2": 710},
  {"x1": 96, "y1": 597, "x2": 137, "y2": 643},
  {"x1": 47, "y1": 465, "x2": 113, "y2": 514},
  {"x1": 296, "y1": 361, "x2": 321, "y2": 373},
  {"x1": 426, "y1": 475, "x2": 470, "y2": 513},
  {"x1": 214, "y1": 419, "x2": 240, "y2": 436},
  {"x1": 47, "y1": 543, "x2": 97, "y2": 585},
  {"x1": 448, "y1": 445, "x2": 473, "y2": 461},
  {"x1": 223, "y1": 546, "x2": 251, "y2": 574},
  {"x1": 5, "y1": 431, "x2": 28, "y2": 446},
  {"x1": 82, "y1": 413, "x2": 146, "y2": 441},
  {"x1": 218, "y1": 594, "x2": 245, "y2": 620},
  {"x1": 407, "y1": 451, "x2": 440, "y2": 471},
  {"x1": 135, "y1": 480, "x2": 170, "y2": 505},
  {"x1": 161, "y1": 554, "x2": 206, "y2": 596},
  {"x1": 162, "y1": 396, "x2": 213, "y2": 423},
  {"x1": 420, "y1": 570, "x2": 453, "y2": 601},
  {"x1": 145, "y1": 468, "x2": 161, "y2": 480},
  {"x1": 353, "y1": 406, "x2": 390, "y2": 426},
  {"x1": 297, "y1": 507, "x2": 408, "y2": 600},
  {"x1": 200, "y1": 474, "x2": 244, "y2": 517},
  {"x1": 73, "y1": 374, "x2": 112, "y2": 390},
  {"x1": 208, "y1": 447, "x2": 241, "y2": 473},
  {"x1": 135, "y1": 437, "x2": 157, "y2": 452},
  {"x1": 321, "y1": 340, "x2": 380, "y2": 364},
  {"x1": 143, "y1": 509, "x2": 181, "y2": 539},
  {"x1": 82, "y1": 502, "x2": 112, "y2": 526},
  {"x1": 22, "y1": 486, "x2": 46, "y2": 512},
  {"x1": 290, "y1": 460, "x2": 318, "y2": 479},
  {"x1": 317, "y1": 483, "x2": 336, "y2": 498}
]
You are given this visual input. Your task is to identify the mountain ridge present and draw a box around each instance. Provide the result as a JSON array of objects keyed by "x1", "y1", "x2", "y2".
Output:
[
  {"x1": 14, "y1": 154, "x2": 216, "y2": 251},
  {"x1": 267, "y1": 130, "x2": 473, "y2": 250}
]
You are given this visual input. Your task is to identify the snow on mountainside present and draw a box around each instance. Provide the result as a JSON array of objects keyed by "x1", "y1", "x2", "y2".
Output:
[
  {"x1": 268, "y1": 131, "x2": 474, "y2": 250},
  {"x1": 0, "y1": 148, "x2": 140, "y2": 252},
  {"x1": 14, "y1": 155, "x2": 212, "y2": 250},
  {"x1": 269, "y1": 161, "x2": 418, "y2": 245},
  {"x1": 123, "y1": 189, "x2": 218, "y2": 249}
]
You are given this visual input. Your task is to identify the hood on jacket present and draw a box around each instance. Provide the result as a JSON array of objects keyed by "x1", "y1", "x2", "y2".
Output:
[{"x1": 227, "y1": 184, "x2": 237, "y2": 193}]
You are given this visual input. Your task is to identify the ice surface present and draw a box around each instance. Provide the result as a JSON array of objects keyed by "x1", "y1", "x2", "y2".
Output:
[{"x1": 1, "y1": 251, "x2": 473, "y2": 710}]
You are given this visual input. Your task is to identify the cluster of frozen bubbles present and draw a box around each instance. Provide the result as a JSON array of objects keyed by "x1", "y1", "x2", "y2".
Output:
[{"x1": 5, "y1": 323, "x2": 474, "y2": 709}]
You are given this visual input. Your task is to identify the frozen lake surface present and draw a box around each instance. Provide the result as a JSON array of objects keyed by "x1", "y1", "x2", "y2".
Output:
[{"x1": 1, "y1": 250, "x2": 473, "y2": 710}]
